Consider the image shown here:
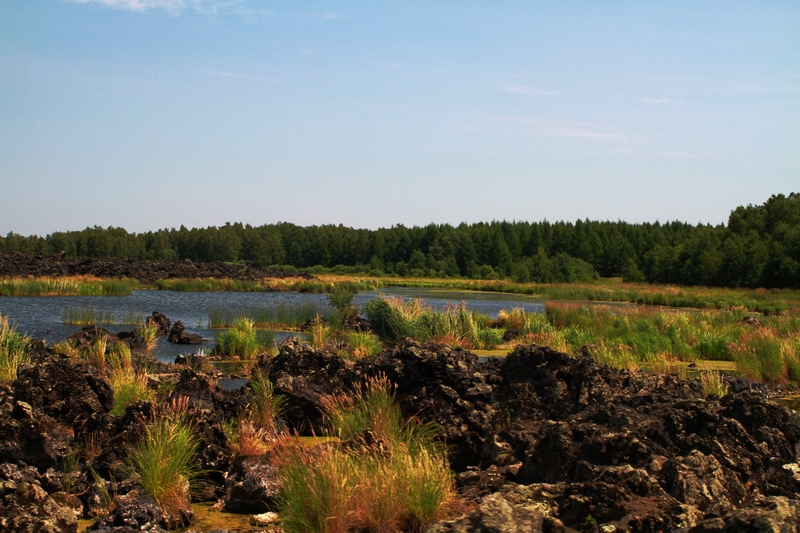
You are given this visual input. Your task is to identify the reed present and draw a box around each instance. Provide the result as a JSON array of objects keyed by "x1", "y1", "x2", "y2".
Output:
[
  {"x1": 120, "y1": 311, "x2": 145, "y2": 326},
  {"x1": 207, "y1": 302, "x2": 326, "y2": 329},
  {"x1": 61, "y1": 306, "x2": 117, "y2": 325}
]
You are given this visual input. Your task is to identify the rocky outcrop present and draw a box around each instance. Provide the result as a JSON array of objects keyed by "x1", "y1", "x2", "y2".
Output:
[
  {"x1": 86, "y1": 495, "x2": 168, "y2": 532},
  {"x1": 223, "y1": 456, "x2": 283, "y2": 513},
  {"x1": 0, "y1": 251, "x2": 312, "y2": 284},
  {"x1": 144, "y1": 312, "x2": 171, "y2": 335},
  {"x1": 259, "y1": 337, "x2": 356, "y2": 431},
  {"x1": 427, "y1": 491, "x2": 570, "y2": 533},
  {"x1": 168, "y1": 321, "x2": 203, "y2": 345},
  {"x1": 0, "y1": 463, "x2": 78, "y2": 533},
  {"x1": 356, "y1": 340, "x2": 499, "y2": 470}
]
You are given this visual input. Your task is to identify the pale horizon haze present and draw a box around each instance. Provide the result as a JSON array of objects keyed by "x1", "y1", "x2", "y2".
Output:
[{"x1": 1, "y1": 1, "x2": 798, "y2": 236}]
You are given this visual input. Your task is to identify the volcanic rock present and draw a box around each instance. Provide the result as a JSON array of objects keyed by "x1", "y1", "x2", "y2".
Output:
[
  {"x1": 168, "y1": 321, "x2": 203, "y2": 345},
  {"x1": 0, "y1": 463, "x2": 78, "y2": 533}
]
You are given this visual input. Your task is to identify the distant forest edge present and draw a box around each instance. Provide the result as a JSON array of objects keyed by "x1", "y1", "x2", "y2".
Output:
[{"x1": 2, "y1": 193, "x2": 798, "y2": 289}]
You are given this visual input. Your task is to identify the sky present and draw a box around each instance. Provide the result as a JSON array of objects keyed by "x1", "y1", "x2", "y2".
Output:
[{"x1": 1, "y1": 0, "x2": 798, "y2": 236}]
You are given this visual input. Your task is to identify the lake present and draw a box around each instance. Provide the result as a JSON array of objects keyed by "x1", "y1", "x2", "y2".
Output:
[{"x1": 0, "y1": 287, "x2": 549, "y2": 362}]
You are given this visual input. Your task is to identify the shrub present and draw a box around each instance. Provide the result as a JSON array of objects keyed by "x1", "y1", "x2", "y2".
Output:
[{"x1": 327, "y1": 282, "x2": 360, "y2": 316}]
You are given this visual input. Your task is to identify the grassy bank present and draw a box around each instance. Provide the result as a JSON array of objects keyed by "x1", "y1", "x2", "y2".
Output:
[
  {"x1": 0, "y1": 276, "x2": 138, "y2": 296},
  {"x1": 322, "y1": 275, "x2": 796, "y2": 315},
  {"x1": 6, "y1": 270, "x2": 796, "y2": 316}
]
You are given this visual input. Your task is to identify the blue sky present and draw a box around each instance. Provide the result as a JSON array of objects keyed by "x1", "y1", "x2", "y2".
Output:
[{"x1": 1, "y1": 0, "x2": 798, "y2": 236}]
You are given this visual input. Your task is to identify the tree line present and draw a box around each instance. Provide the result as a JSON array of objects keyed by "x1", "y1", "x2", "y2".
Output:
[{"x1": 2, "y1": 193, "x2": 798, "y2": 288}]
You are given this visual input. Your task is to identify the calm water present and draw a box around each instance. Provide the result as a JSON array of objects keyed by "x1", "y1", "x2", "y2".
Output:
[{"x1": 0, "y1": 287, "x2": 547, "y2": 362}]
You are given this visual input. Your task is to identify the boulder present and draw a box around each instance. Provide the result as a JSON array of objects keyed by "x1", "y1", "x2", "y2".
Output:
[
  {"x1": 427, "y1": 491, "x2": 570, "y2": 533},
  {"x1": 144, "y1": 312, "x2": 171, "y2": 335},
  {"x1": 87, "y1": 495, "x2": 168, "y2": 532},
  {"x1": 224, "y1": 456, "x2": 282, "y2": 513},
  {"x1": 168, "y1": 321, "x2": 203, "y2": 345}
]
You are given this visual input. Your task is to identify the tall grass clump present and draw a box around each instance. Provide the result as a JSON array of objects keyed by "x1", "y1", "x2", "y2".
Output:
[
  {"x1": 345, "y1": 332, "x2": 383, "y2": 359},
  {"x1": 108, "y1": 367, "x2": 153, "y2": 416},
  {"x1": 699, "y1": 371, "x2": 730, "y2": 398},
  {"x1": 214, "y1": 318, "x2": 269, "y2": 359},
  {"x1": 0, "y1": 315, "x2": 31, "y2": 383},
  {"x1": 226, "y1": 371, "x2": 288, "y2": 457},
  {"x1": 84, "y1": 335, "x2": 108, "y2": 372},
  {"x1": 728, "y1": 328, "x2": 800, "y2": 385},
  {"x1": 246, "y1": 371, "x2": 288, "y2": 435},
  {"x1": 364, "y1": 297, "x2": 500, "y2": 349},
  {"x1": 308, "y1": 315, "x2": 332, "y2": 349},
  {"x1": 279, "y1": 377, "x2": 454, "y2": 533},
  {"x1": 138, "y1": 323, "x2": 159, "y2": 354},
  {"x1": 127, "y1": 397, "x2": 200, "y2": 527}
]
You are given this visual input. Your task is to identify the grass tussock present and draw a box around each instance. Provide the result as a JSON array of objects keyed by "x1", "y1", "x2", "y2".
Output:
[
  {"x1": 138, "y1": 323, "x2": 160, "y2": 354},
  {"x1": 108, "y1": 367, "x2": 153, "y2": 416},
  {"x1": 246, "y1": 371, "x2": 287, "y2": 435},
  {"x1": 278, "y1": 377, "x2": 455, "y2": 533},
  {"x1": 345, "y1": 332, "x2": 383, "y2": 359},
  {"x1": 127, "y1": 397, "x2": 200, "y2": 527},
  {"x1": 224, "y1": 371, "x2": 287, "y2": 456},
  {"x1": 308, "y1": 315, "x2": 332, "y2": 349},
  {"x1": 0, "y1": 315, "x2": 31, "y2": 383},
  {"x1": 214, "y1": 318, "x2": 275, "y2": 359},
  {"x1": 700, "y1": 371, "x2": 730, "y2": 398}
]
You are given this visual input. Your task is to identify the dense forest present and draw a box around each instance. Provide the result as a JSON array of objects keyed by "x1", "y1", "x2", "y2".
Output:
[{"x1": 1, "y1": 193, "x2": 798, "y2": 288}]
